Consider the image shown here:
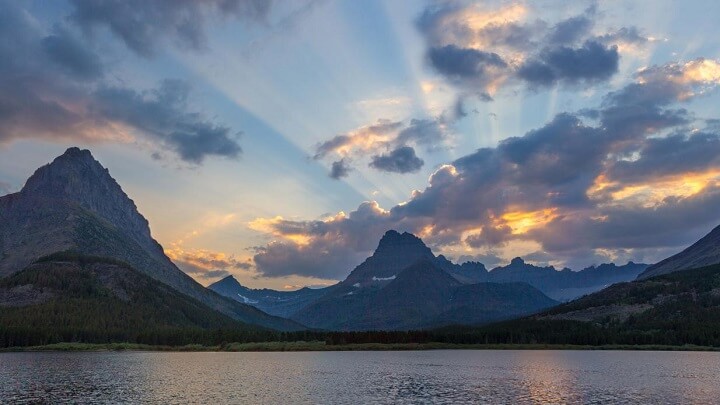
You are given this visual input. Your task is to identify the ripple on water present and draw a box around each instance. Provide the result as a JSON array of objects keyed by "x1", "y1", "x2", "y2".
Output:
[{"x1": 0, "y1": 350, "x2": 719, "y2": 404}]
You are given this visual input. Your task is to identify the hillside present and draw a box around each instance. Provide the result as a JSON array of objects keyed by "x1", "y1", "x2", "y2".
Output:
[
  {"x1": 0, "y1": 254, "x2": 272, "y2": 347},
  {"x1": 639, "y1": 224, "x2": 720, "y2": 279},
  {"x1": 455, "y1": 264, "x2": 720, "y2": 347}
]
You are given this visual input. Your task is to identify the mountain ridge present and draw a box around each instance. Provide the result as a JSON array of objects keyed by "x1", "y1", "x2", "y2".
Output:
[{"x1": 638, "y1": 224, "x2": 720, "y2": 279}]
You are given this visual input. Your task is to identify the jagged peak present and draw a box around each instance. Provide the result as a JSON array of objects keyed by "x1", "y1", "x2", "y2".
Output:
[
  {"x1": 375, "y1": 230, "x2": 429, "y2": 252},
  {"x1": 22, "y1": 147, "x2": 114, "y2": 194},
  {"x1": 17, "y1": 147, "x2": 153, "y2": 244},
  {"x1": 60, "y1": 146, "x2": 94, "y2": 161},
  {"x1": 510, "y1": 257, "x2": 525, "y2": 266}
]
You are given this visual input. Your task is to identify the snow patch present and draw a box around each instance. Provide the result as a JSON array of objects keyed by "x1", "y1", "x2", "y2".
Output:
[
  {"x1": 372, "y1": 275, "x2": 396, "y2": 281},
  {"x1": 353, "y1": 283, "x2": 361, "y2": 288},
  {"x1": 345, "y1": 291, "x2": 354, "y2": 296},
  {"x1": 237, "y1": 294, "x2": 259, "y2": 304}
]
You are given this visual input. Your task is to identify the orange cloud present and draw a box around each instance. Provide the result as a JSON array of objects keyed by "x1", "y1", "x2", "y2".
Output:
[
  {"x1": 589, "y1": 170, "x2": 720, "y2": 207},
  {"x1": 499, "y1": 208, "x2": 559, "y2": 235},
  {"x1": 165, "y1": 246, "x2": 253, "y2": 272}
]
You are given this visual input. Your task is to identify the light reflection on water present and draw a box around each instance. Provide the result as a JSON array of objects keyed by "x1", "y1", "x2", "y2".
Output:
[{"x1": 1, "y1": 350, "x2": 719, "y2": 404}]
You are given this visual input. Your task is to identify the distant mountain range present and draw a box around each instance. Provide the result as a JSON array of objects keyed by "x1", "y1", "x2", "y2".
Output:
[
  {"x1": 211, "y1": 230, "x2": 646, "y2": 330},
  {"x1": 0, "y1": 148, "x2": 302, "y2": 332}
]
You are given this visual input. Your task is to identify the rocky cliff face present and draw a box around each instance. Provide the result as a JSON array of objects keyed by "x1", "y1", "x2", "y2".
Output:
[{"x1": 0, "y1": 148, "x2": 303, "y2": 331}]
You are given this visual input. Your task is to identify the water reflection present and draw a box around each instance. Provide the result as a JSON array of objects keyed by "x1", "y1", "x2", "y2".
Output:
[{"x1": 0, "y1": 350, "x2": 719, "y2": 404}]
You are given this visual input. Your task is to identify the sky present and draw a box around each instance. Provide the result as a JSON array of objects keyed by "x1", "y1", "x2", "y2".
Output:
[{"x1": 1, "y1": 0, "x2": 720, "y2": 289}]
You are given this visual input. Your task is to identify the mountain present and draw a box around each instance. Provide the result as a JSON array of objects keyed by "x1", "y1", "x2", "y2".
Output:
[
  {"x1": 342, "y1": 230, "x2": 436, "y2": 285},
  {"x1": 467, "y1": 263, "x2": 720, "y2": 347},
  {"x1": 0, "y1": 253, "x2": 263, "y2": 347},
  {"x1": 0, "y1": 147, "x2": 302, "y2": 331},
  {"x1": 214, "y1": 229, "x2": 644, "y2": 327},
  {"x1": 638, "y1": 224, "x2": 720, "y2": 279},
  {"x1": 486, "y1": 258, "x2": 648, "y2": 301},
  {"x1": 290, "y1": 239, "x2": 558, "y2": 330},
  {"x1": 209, "y1": 276, "x2": 328, "y2": 318}
]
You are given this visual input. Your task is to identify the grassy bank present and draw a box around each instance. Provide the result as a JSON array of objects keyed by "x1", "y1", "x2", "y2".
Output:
[{"x1": 2, "y1": 341, "x2": 719, "y2": 352}]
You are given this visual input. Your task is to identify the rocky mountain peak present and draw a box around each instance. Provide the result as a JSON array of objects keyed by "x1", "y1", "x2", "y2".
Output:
[
  {"x1": 374, "y1": 230, "x2": 432, "y2": 257},
  {"x1": 23, "y1": 147, "x2": 115, "y2": 195},
  {"x1": 19, "y1": 147, "x2": 152, "y2": 242},
  {"x1": 343, "y1": 230, "x2": 435, "y2": 283}
]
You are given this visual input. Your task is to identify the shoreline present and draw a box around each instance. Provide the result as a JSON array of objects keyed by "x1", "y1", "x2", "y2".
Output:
[{"x1": 2, "y1": 341, "x2": 719, "y2": 353}]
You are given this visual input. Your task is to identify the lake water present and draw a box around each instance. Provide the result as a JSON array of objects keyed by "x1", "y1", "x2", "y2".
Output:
[{"x1": 1, "y1": 350, "x2": 719, "y2": 404}]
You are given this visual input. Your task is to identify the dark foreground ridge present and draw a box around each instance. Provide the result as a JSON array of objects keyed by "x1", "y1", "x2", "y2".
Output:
[{"x1": 0, "y1": 253, "x2": 319, "y2": 347}]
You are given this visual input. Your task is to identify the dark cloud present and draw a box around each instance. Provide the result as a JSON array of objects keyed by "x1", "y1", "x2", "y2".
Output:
[
  {"x1": 253, "y1": 241, "x2": 365, "y2": 279},
  {"x1": 532, "y1": 187, "x2": 720, "y2": 253},
  {"x1": 518, "y1": 41, "x2": 619, "y2": 87},
  {"x1": 92, "y1": 79, "x2": 242, "y2": 163},
  {"x1": 329, "y1": 159, "x2": 351, "y2": 179},
  {"x1": 0, "y1": 2, "x2": 91, "y2": 143},
  {"x1": 606, "y1": 132, "x2": 720, "y2": 183},
  {"x1": 416, "y1": 3, "x2": 641, "y2": 95},
  {"x1": 427, "y1": 45, "x2": 506, "y2": 82},
  {"x1": 41, "y1": 25, "x2": 104, "y2": 80},
  {"x1": 369, "y1": 146, "x2": 425, "y2": 174},
  {"x1": 465, "y1": 225, "x2": 513, "y2": 248},
  {"x1": 395, "y1": 118, "x2": 448, "y2": 149},
  {"x1": 0, "y1": 1, "x2": 244, "y2": 165},
  {"x1": 69, "y1": 0, "x2": 271, "y2": 57},
  {"x1": 548, "y1": 14, "x2": 594, "y2": 44},
  {"x1": 252, "y1": 201, "x2": 396, "y2": 279}
]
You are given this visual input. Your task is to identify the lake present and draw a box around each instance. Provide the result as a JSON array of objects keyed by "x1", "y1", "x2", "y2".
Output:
[{"x1": 1, "y1": 350, "x2": 719, "y2": 403}]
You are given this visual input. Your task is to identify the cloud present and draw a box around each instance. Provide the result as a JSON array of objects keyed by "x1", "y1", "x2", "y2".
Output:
[
  {"x1": 166, "y1": 246, "x2": 253, "y2": 281},
  {"x1": 252, "y1": 201, "x2": 395, "y2": 279},
  {"x1": 0, "y1": 1, "x2": 244, "y2": 164},
  {"x1": 329, "y1": 158, "x2": 352, "y2": 179},
  {"x1": 0, "y1": 2, "x2": 96, "y2": 143},
  {"x1": 417, "y1": 2, "x2": 648, "y2": 96},
  {"x1": 313, "y1": 117, "x2": 448, "y2": 177},
  {"x1": 313, "y1": 119, "x2": 403, "y2": 159},
  {"x1": 179, "y1": 263, "x2": 231, "y2": 280},
  {"x1": 426, "y1": 44, "x2": 506, "y2": 86},
  {"x1": 518, "y1": 41, "x2": 619, "y2": 87},
  {"x1": 369, "y1": 146, "x2": 425, "y2": 174},
  {"x1": 547, "y1": 13, "x2": 594, "y2": 44},
  {"x1": 92, "y1": 79, "x2": 242, "y2": 163},
  {"x1": 41, "y1": 25, "x2": 104, "y2": 80},
  {"x1": 69, "y1": 0, "x2": 271, "y2": 57},
  {"x1": 250, "y1": 59, "x2": 720, "y2": 279}
]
